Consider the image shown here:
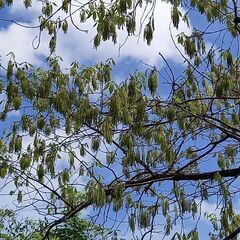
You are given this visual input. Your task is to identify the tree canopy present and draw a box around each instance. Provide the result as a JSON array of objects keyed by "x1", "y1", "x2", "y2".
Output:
[
  {"x1": 0, "y1": 209, "x2": 108, "y2": 239},
  {"x1": 1, "y1": 0, "x2": 240, "y2": 239}
]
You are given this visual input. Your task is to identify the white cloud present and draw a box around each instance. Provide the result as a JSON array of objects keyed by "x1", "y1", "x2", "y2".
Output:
[
  {"x1": 0, "y1": 22, "x2": 49, "y2": 66},
  {"x1": 9, "y1": 0, "x2": 42, "y2": 15},
  {"x1": 0, "y1": 1, "x2": 191, "y2": 68},
  {"x1": 200, "y1": 200, "x2": 221, "y2": 216},
  {"x1": 55, "y1": 1, "x2": 191, "y2": 66}
]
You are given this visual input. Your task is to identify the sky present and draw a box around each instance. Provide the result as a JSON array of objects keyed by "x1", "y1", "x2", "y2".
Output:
[
  {"x1": 0, "y1": 0, "x2": 192, "y2": 66},
  {"x1": 0, "y1": 0, "x2": 238, "y2": 239}
]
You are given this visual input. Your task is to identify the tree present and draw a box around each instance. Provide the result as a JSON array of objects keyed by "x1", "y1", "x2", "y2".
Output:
[
  {"x1": 1, "y1": 0, "x2": 240, "y2": 239},
  {"x1": 52, "y1": 214, "x2": 110, "y2": 240},
  {"x1": 0, "y1": 209, "x2": 109, "y2": 240},
  {"x1": 0, "y1": 208, "x2": 42, "y2": 239}
]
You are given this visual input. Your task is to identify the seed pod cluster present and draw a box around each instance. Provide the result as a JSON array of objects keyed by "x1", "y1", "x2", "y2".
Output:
[{"x1": 148, "y1": 69, "x2": 158, "y2": 94}]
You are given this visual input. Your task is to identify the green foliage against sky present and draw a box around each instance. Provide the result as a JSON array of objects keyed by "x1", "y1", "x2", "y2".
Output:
[
  {"x1": 0, "y1": 209, "x2": 106, "y2": 240},
  {"x1": 1, "y1": 0, "x2": 240, "y2": 239}
]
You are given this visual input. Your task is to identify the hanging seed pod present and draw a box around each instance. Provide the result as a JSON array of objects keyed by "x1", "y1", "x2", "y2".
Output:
[
  {"x1": 0, "y1": 0, "x2": 4, "y2": 8},
  {"x1": 37, "y1": 115, "x2": 45, "y2": 130},
  {"x1": 49, "y1": 35, "x2": 56, "y2": 52},
  {"x1": 122, "y1": 109, "x2": 133, "y2": 125},
  {"x1": 119, "y1": 0, "x2": 127, "y2": 13},
  {"x1": 37, "y1": 164, "x2": 44, "y2": 183},
  {"x1": 17, "y1": 191, "x2": 23, "y2": 203},
  {"x1": 20, "y1": 154, "x2": 31, "y2": 170},
  {"x1": 62, "y1": 19, "x2": 68, "y2": 33},
  {"x1": 191, "y1": 230, "x2": 199, "y2": 240},
  {"x1": 180, "y1": 190, "x2": 187, "y2": 213},
  {"x1": 109, "y1": 93, "x2": 121, "y2": 123},
  {"x1": 139, "y1": 210, "x2": 151, "y2": 228},
  {"x1": 126, "y1": 16, "x2": 136, "y2": 35},
  {"x1": 80, "y1": 144, "x2": 86, "y2": 157},
  {"x1": 24, "y1": 0, "x2": 32, "y2": 8},
  {"x1": 172, "y1": 5, "x2": 180, "y2": 29},
  {"x1": 129, "y1": 214, "x2": 135, "y2": 232},
  {"x1": 106, "y1": 152, "x2": 115, "y2": 165},
  {"x1": 113, "y1": 198, "x2": 123, "y2": 212},
  {"x1": 7, "y1": 61, "x2": 13, "y2": 80},
  {"x1": 114, "y1": 182, "x2": 124, "y2": 198},
  {"x1": 69, "y1": 151, "x2": 74, "y2": 167},
  {"x1": 103, "y1": 65, "x2": 111, "y2": 82},
  {"x1": 221, "y1": 211, "x2": 228, "y2": 229},
  {"x1": 14, "y1": 135, "x2": 22, "y2": 152},
  {"x1": 91, "y1": 75, "x2": 98, "y2": 90},
  {"x1": 216, "y1": 83, "x2": 223, "y2": 98},
  {"x1": 80, "y1": 9, "x2": 86, "y2": 22},
  {"x1": 162, "y1": 199, "x2": 169, "y2": 217},
  {"x1": 62, "y1": 0, "x2": 69, "y2": 13},
  {"x1": 201, "y1": 185, "x2": 208, "y2": 200},
  {"x1": 0, "y1": 161, "x2": 7, "y2": 178},
  {"x1": 148, "y1": 69, "x2": 158, "y2": 94},
  {"x1": 136, "y1": 97, "x2": 146, "y2": 120},
  {"x1": 166, "y1": 107, "x2": 175, "y2": 122},
  {"x1": 191, "y1": 200, "x2": 198, "y2": 216},
  {"x1": 94, "y1": 34, "x2": 101, "y2": 48},
  {"x1": 13, "y1": 96, "x2": 21, "y2": 110},
  {"x1": 91, "y1": 137, "x2": 101, "y2": 152},
  {"x1": 165, "y1": 214, "x2": 171, "y2": 235},
  {"x1": 94, "y1": 184, "x2": 106, "y2": 206},
  {"x1": 128, "y1": 76, "x2": 137, "y2": 97},
  {"x1": 101, "y1": 118, "x2": 113, "y2": 143},
  {"x1": 43, "y1": 2, "x2": 53, "y2": 17},
  {"x1": 144, "y1": 22, "x2": 153, "y2": 45},
  {"x1": 226, "y1": 51, "x2": 233, "y2": 67},
  {"x1": 79, "y1": 165, "x2": 85, "y2": 176},
  {"x1": 125, "y1": 194, "x2": 132, "y2": 209},
  {"x1": 62, "y1": 170, "x2": 70, "y2": 183}
]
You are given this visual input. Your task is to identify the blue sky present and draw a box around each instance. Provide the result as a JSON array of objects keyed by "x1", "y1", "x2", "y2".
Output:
[{"x1": 0, "y1": 1, "x2": 239, "y2": 239}]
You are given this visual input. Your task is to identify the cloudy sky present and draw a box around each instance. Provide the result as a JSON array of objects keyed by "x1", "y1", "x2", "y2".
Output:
[
  {"x1": 0, "y1": 1, "x2": 230, "y2": 239},
  {"x1": 0, "y1": 0, "x2": 192, "y2": 67}
]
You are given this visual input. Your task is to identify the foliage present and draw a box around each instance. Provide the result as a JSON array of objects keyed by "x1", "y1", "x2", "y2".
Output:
[
  {"x1": 0, "y1": 209, "x2": 107, "y2": 240},
  {"x1": 1, "y1": 0, "x2": 240, "y2": 239},
  {"x1": 52, "y1": 215, "x2": 109, "y2": 240},
  {"x1": 0, "y1": 209, "x2": 43, "y2": 239}
]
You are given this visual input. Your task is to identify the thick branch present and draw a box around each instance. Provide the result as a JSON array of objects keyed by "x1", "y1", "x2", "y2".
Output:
[
  {"x1": 223, "y1": 226, "x2": 240, "y2": 240},
  {"x1": 125, "y1": 167, "x2": 240, "y2": 187},
  {"x1": 42, "y1": 167, "x2": 240, "y2": 239},
  {"x1": 42, "y1": 201, "x2": 92, "y2": 239}
]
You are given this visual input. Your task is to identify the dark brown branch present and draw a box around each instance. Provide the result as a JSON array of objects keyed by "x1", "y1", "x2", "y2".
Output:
[
  {"x1": 42, "y1": 201, "x2": 92, "y2": 240},
  {"x1": 42, "y1": 166, "x2": 240, "y2": 239},
  {"x1": 125, "y1": 167, "x2": 240, "y2": 188},
  {"x1": 223, "y1": 226, "x2": 240, "y2": 240},
  {"x1": 176, "y1": 135, "x2": 229, "y2": 173}
]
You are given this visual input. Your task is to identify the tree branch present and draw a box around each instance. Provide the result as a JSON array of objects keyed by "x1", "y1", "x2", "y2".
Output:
[
  {"x1": 42, "y1": 166, "x2": 240, "y2": 239},
  {"x1": 223, "y1": 226, "x2": 240, "y2": 240}
]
